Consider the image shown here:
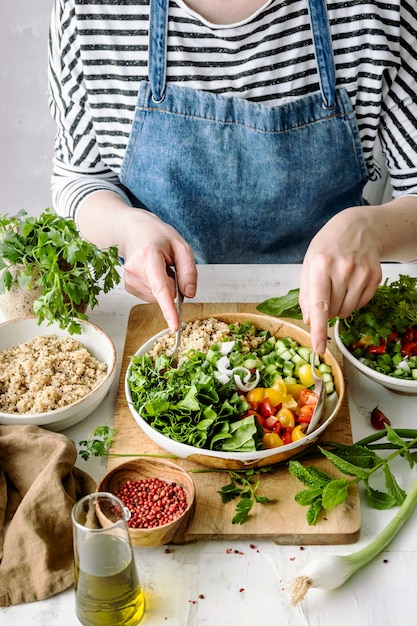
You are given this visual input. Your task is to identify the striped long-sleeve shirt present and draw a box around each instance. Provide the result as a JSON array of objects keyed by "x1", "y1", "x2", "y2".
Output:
[{"x1": 48, "y1": 0, "x2": 417, "y2": 221}]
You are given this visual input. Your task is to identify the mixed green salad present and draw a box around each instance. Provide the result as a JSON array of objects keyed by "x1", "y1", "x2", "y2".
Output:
[
  {"x1": 258, "y1": 274, "x2": 417, "y2": 381},
  {"x1": 126, "y1": 321, "x2": 335, "y2": 453}
]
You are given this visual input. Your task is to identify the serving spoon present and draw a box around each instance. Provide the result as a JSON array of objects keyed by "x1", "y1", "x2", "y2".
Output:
[
  {"x1": 306, "y1": 348, "x2": 326, "y2": 435},
  {"x1": 166, "y1": 267, "x2": 184, "y2": 367}
]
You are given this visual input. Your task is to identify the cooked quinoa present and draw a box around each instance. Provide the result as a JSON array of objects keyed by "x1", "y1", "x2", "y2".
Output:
[
  {"x1": 149, "y1": 317, "x2": 266, "y2": 365},
  {"x1": 0, "y1": 334, "x2": 108, "y2": 414}
]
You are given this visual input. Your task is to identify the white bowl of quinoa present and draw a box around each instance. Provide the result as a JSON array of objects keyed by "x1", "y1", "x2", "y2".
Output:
[
  {"x1": 125, "y1": 313, "x2": 345, "y2": 469},
  {"x1": 0, "y1": 316, "x2": 117, "y2": 431}
]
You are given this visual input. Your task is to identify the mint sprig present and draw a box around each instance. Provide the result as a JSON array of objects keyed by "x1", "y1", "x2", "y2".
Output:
[{"x1": 290, "y1": 424, "x2": 417, "y2": 524}]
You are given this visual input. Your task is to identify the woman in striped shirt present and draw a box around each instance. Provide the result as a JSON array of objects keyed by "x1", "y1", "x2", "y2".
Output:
[{"x1": 48, "y1": 0, "x2": 417, "y2": 353}]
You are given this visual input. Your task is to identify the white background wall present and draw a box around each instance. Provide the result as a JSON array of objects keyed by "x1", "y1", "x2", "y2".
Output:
[{"x1": 1, "y1": 0, "x2": 55, "y2": 217}]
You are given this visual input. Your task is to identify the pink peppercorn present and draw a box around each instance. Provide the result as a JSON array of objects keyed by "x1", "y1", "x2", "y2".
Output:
[{"x1": 115, "y1": 477, "x2": 188, "y2": 528}]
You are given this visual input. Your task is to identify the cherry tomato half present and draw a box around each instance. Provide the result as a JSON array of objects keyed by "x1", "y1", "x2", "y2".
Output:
[
  {"x1": 298, "y1": 404, "x2": 315, "y2": 423},
  {"x1": 277, "y1": 407, "x2": 295, "y2": 428},
  {"x1": 291, "y1": 424, "x2": 307, "y2": 442},
  {"x1": 281, "y1": 428, "x2": 294, "y2": 445},
  {"x1": 299, "y1": 388, "x2": 318, "y2": 407},
  {"x1": 263, "y1": 432, "x2": 284, "y2": 449},
  {"x1": 260, "y1": 397, "x2": 276, "y2": 418}
]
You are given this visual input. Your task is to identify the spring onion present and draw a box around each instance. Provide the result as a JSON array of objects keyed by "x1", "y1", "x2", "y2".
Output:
[
  {"x1": 215, "y1": 355, "x2": 261, "y2": 391},
  {"x1": 291, "y1": 471, "x2": 417, "y2": 604}
]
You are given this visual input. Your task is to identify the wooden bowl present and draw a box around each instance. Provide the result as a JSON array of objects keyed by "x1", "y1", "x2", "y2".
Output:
[
  {"x1": 97, "y1": 458, "x2": 196, "y2": 547},
  {"x1": 126, "y1": 312, "x2": 345, "y2": 469}
]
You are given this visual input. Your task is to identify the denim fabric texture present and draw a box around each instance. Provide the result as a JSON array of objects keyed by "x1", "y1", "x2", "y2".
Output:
[{"x1": 120, "y1": 0, "x2": 369, "y2": 263}]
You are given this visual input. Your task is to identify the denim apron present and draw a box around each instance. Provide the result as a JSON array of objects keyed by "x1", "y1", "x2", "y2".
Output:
[{"x1": 120, "y1": 0, "x2": 368, "y2": 263}]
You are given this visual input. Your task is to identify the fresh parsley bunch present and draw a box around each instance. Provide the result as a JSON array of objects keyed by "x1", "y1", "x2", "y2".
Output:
[{"x1": 0, "y1": 209, "x2": 121, "y2": 334}]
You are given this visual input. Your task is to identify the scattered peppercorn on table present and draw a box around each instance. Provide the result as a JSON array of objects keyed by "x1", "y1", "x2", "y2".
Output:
[{"x1": 2, "y1": 264, "x2": 417, "y2": 626}]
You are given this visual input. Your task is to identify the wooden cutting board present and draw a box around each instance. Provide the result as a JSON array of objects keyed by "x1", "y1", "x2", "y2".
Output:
[{"x1": 109, "y1": 303, "x2": 361, "y2": 545}]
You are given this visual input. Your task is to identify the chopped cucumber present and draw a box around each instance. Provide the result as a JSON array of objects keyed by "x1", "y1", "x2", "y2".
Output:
[
  {"x1": 325, "y1": 381, "x2": 335, "y2": 394},
  {"x1": 318, "y1": 363, "x2": 332, "y2": 374}
]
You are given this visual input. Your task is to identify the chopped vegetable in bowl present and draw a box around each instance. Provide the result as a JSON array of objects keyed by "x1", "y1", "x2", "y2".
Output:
[
  {"x1": 257, "y1": 275, "x2": 417, "y2": 388},
  {"x1": 334, "y1": 275, "x2": 417, "y2": 381},
  {"x1": 126, "y1": 316, "x2": 338, "y2": 457}
]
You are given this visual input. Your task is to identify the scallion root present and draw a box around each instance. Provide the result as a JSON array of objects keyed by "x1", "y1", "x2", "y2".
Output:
[{"x1": 291, "y1": 575, "x2": 312, "y2": 606}]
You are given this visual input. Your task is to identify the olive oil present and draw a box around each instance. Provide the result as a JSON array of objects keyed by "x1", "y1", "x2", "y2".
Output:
[{"x1": 74, "y1": 534, "x2": 145, "y2": 626}]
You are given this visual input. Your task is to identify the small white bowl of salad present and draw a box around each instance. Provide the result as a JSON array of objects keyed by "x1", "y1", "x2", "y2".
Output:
[
  {"x1": 334, "y1": 274, "x2": 417, "y2": 395},
  {"x1": 125, "y1": 312, "x2": 345, "y2": 469}
]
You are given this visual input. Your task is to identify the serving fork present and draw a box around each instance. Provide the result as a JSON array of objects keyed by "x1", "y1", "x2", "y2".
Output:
[
  {"x1": 306, "y1": 348, "x2": 326, "y2": 435},
  {"x1": 166, "y1": 267, "x2": 184, "y2": 367}
]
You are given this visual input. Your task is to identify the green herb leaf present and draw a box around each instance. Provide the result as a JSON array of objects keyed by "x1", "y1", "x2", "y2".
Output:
[
  {"x1": 382, "y1": 465, "x2": 407, "y2": 506},
  {"x1": 218, "y1": 480, "x2": 242, "y2": 503},
  {"x1": 325, "y1": 443, "x2": 380, "y2": 469},
  {"x1": 232, "y1": 498, "x2": 254, "y2": 524},
  {"x1": 386, "y1": 425, "x2": 415, "y2": 468},
  {"x1": 217, "y1": 467, "x2": 276, "y2": 524},
  {"x1": 288, "y1": 460, "x2": 332, "y2": 488},
  {"x1": 294, "y1": 487, "x2": 323, "y2": 505},
  {"x1": 306, "y1": 499, "x2": 323, "y2": 525},
  {"x1": 0, "y1": 209, "x2": 121, "y2": 334},
  {"x1": 319, "y1": 447, "x2": 372, "y2": 479},
  {"x1": 292, "y1": 426, "x2": 417, "y2": 523},
  {"x1": 321, "y1": 479, "x2": 350, "y2": 511},
  {"x1": 79, "y1": 423, "x2": 115, "y2": 460},
  {"x1": 256, "y1": 289, "x2": 303, "y2": 319},
  {"x1": 365, "y1": 486, "x2": 397, "y2": 510}
]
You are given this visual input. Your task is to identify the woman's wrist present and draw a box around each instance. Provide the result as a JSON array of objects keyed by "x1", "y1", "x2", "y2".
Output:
[{"x1": 77, "y1": 191, "x2": 143, "y2": 255}]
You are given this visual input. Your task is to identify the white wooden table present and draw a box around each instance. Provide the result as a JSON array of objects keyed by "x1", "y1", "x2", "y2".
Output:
[{"x1": 1, "y1": 264, "x2": 416, "y2": 626}]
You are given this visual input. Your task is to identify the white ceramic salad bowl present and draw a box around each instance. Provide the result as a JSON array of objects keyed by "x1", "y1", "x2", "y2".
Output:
[
  {"x1": 0, "y1": 316, "x2": 117, "y2": 431},
  {"x1": 125, "y1": 313, "x2": 345, "y2": 469},
  {"x1": 335, "y1": 319, "x2": 417, "y2": 395}
]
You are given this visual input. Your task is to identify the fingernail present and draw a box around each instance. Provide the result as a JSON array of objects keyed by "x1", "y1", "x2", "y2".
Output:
[
  {"x1": 167, "y1": 319, "x2": 176, "y2": 333},
  {"x1": 184, "y1": 284, "x2": 196, "y2": 297}
]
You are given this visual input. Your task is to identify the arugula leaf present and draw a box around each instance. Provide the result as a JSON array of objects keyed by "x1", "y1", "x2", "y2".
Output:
[
  {"x1": 324, "y1": 443, "x2": 380, "y2": 469},
  {"x1": 127, "y1": 325, "x2": 268, "y2": 454},
  {"x1": 386, "y1": 425, "x2": 415, "y2": 468},
  {"x1": 294, "y1": 487, "x2": 323, "y2": 506}
]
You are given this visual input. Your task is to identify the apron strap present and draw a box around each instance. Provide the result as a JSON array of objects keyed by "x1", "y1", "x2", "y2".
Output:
[
  {"x1": 148, "y1": 0, "x2": 337, "y2": 109},
  {"x1": 307, "y1": 0, "x2": 337, "y2": 109},
  {"x1": 149, "y1": 0, "x2": 169, "y2": 103}
]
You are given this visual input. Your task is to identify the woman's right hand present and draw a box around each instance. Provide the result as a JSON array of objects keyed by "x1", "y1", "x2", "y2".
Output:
[{"x1": 77, "y1": 192, "x2": 197, "y2": 332}]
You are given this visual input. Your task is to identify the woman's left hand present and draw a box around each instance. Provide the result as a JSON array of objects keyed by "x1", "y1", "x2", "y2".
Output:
[{"x1": 299, "y1": 206, "x2": 383, "y2": 354}]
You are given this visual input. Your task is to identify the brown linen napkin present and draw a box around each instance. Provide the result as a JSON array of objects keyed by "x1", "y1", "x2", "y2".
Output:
[{"x1": 0, "y1": 424, "x2": 96, "y2": 606}]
